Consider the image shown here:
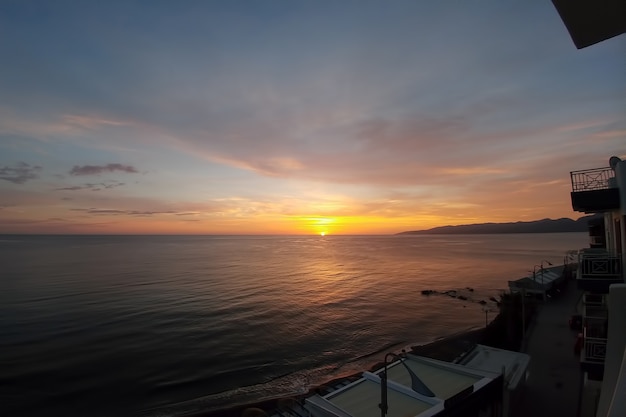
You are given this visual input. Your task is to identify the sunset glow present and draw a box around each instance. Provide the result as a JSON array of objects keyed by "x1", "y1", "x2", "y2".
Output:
[{"x1": 0, "y1": 2, "x2": 624, "y2": 235}]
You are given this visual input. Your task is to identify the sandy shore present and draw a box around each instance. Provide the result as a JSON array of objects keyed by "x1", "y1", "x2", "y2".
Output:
[
  {"x1": 409, "y1": 327, "x2": 485, "y2": 361},
  {"x1": 194, "y1": 327, "x2": 486, "y2": 417}
]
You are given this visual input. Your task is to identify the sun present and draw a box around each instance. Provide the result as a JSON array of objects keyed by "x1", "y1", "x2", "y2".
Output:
[{"x1": 320, "y1": 231, "x2": 326, "y2": 237}]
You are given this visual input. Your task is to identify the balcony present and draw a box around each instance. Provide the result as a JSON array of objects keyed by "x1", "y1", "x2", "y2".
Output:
[
  {"x1": 570, "y1": 167, "x2": 620, "y2": 213},
  {"x1": 582, "y1": 329, "x2": 607, "y2": 379},
  {"x1": 577, "y1": 250, "x2": 623, "y2": 293},
  {"x1": 580, "y1": 296, "x2": 608, "y2": 379},
  {"x1": 583, "y1": 293, "x2": 606, "y2": 307}
]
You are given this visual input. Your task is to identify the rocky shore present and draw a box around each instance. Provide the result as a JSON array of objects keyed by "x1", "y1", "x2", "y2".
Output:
[
  {"x1": 193, "y1": 327, "x2": 489, "y2": 417},
  {"x1": 189, "y1": 269, "x2": 567, "y2": 417}
]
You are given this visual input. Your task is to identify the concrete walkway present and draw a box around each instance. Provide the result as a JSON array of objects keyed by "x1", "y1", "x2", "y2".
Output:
[{"x1": 514, "y1": 280, "x2": 584, "y2": 417}]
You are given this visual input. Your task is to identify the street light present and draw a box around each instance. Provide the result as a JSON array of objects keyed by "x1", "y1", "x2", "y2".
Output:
[
  {"x1": 541, "y1": 259, "x2": 552, "y2": 270},
  {"x1": 379, "y1": 350, "x2": 435, "y2": 417},
  {"x1": 530, "y1": 260, "x2": 553, "y2": 300},
  {"x1": 482, "y1": 306, "x2": 491, "y2": 327},
  {"x1": 532, "y1": 265, "x2": 542, "y2": 285},
  {"x1": 539, "y1": 260, "x2": 552, "y2": 283}
]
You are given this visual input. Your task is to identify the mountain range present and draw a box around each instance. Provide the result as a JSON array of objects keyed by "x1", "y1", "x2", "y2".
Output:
[{"x1": 398, "y1": 214, "x2": 601, "y2": 235}]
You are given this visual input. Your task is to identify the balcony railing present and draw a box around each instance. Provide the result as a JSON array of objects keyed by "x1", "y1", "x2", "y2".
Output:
[
  {"x1": 570, "y1": 167, "x2": 615, "y2": 192},
  {"x1": 580, "y1": 308, "x2": 608, "y2": 372},
  {"x1": 583, "y1": 314, "x2": 608, "y2": 361},
  {"x1": 578, "y1": 250, "x2": 622, "y2": 278},
  {"x1": 585, "y1": 312, "x2": 608, "y2": 331},
  {"x1": 583, "y1": 333, "x2": 608, "y2": 364},
  {"x1": 583, "y1": 293, "x2": 606, "y2": 307}
]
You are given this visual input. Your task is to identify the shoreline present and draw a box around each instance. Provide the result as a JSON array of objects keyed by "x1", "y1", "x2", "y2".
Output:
[{"x1": 193, "y1": 327, "x2": 487, "y2": 417}]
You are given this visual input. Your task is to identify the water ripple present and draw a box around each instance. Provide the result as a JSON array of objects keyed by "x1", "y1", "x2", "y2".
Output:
[{"x1": 0, "y1": 233, "x2": 587, "y2": 416}]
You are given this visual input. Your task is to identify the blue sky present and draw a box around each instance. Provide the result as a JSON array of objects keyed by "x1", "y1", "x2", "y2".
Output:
[{"x1": 0, "y1": 1, "x2": 624, "y2": 234}]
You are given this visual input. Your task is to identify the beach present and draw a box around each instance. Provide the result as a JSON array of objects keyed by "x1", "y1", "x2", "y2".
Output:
[{"x1": 198, "y1": 327, "x2": 488, "y2": 417}]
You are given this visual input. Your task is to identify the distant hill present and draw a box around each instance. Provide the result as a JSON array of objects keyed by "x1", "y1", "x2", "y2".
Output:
[{"x1": 398, "y1": 215, "x2": 601, "y2": 235}]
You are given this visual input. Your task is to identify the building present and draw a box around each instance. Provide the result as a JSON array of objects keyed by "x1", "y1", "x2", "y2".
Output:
[
  {"x1": 305, "y1": 354, "x2": 503, "y2": 417},
  {"x1": 569, "y1": 156, "x2": 626, "y2": 417},
  {"x1": 456, "y1": 344, "x2": 530, "y2": 417}
]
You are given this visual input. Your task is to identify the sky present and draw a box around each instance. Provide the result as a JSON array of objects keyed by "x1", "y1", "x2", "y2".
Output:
[{"x1": 0, "y1": 1, "x2": 624, "y2": 235}]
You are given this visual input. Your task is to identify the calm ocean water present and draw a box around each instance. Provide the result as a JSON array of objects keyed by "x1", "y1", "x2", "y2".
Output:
[{"x1": 0, "y1": 233, "x2": 588, "y2": 416}]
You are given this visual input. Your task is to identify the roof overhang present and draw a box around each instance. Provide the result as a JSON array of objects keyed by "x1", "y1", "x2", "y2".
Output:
[{"x1": 552, "y1": 0, "x2": 626, "y2": 49}]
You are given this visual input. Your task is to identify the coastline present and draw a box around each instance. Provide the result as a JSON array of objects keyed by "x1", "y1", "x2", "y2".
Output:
[{"x1": 194, "y1": 327, "x2": 487, "y2": 417}]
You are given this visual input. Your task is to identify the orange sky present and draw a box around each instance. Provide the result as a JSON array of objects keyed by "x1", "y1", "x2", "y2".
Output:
[{"x1": 1, "y1": 3, "x2": 624, "y2": 235}]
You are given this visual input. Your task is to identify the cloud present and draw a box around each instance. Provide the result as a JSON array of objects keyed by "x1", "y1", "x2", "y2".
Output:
[
  {"x1": 62, "y1": 114, "x2": 132, "y2": 129},
  {"x1": 70, "y1": 208, "x2": 177, "y2": 216},
  {"x1": 55, "y1": 181, "x2": 125, "y2": 191},
  {"x1": 0, "y1": 2, "x2": 623, "y2": 233},
  {"x1": 592, "y1": 130, "x2": 626, "y2": 140},
  {"x1": 56, "y1": 186, "x2": 86, "y2": 191},
  {"x1": 69, "y1": 164, "x2": 138, "y2": 176},
  {"x1": 0, "y1": 217, "x2": 118, "y2": 233},
  {"x1": 0, "y1": 162, "x2": 42, "y2": 184}
]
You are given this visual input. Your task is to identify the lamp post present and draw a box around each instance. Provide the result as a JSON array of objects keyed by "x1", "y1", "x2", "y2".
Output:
[
  {"x1": 532, "y1": 265, "x2": 541, "y2": 286},
  {"x1": 541, "y1": 260, "x2": 552, "y2": 279},
  {"x1": 482, "y1": 306, "x2": 491, "y2": 327},
  {"x1": 532, "y1": 260, "x2": 552, "y2": 285},
  {"x1": 541, "y1": 260, "x2": 553, "y2": 298},
  {"x1": 539, "y1": 260, "x2": 552, "y2": 286},
  {"x1": 379, "y1": 350, "x2": 435, "y2": 417}
]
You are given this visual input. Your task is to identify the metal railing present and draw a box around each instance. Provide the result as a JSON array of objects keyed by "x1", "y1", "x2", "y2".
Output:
[
  {"x1": 583, "y1": 329, "x2": 608, "y2": 364},
  {"x1": 584, "y1": 315, "x2": 608, "y2": 334},
  {"x1": 570, "y1": 167, "x2": 615, "y2": 192},
  {"x1": 578, "y1": 251, "x2": 622, "y2": 278},
  {"x1": 583, "y1": 293, "x2": 606, "y2": 307},
  {"x1": 584, "y1": 308, "x2": 608, "y2": 325}
]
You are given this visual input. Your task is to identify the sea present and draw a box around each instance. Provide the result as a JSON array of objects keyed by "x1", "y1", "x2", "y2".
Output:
[{"x1": 0, "y1": 233, "x2": 588, "y2": 417}]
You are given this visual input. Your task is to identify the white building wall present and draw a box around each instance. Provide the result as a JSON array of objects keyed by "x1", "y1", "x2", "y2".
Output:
[
  {"x1": 616, "y1": 160, "x2": 626, "y2": 282},
  {"x1": 614, "y1": 159, "x2": 626, "y2": 217},
  {"x1": 595, "y1": 284, "x2": 626, "y2": 417},
  {"x1": 609, "y1": 158, "x2": 625, "y2": 281},
  {"x1": 580, "y1": 374, "x2": 602, "y2": 417}
]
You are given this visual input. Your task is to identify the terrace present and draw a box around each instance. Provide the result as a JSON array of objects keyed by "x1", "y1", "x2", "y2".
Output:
[
  {"x1": 570, "y1": 167, "x2": 620, "y2": 213},
  {"x1": 577, "y1": 249, "x2": 623, "y2": 293},
  {"x1": 305, "y1": 354, "x2": 502, "y2": 417},
  {"x1": 580, "y1": 294, "x2": 608, "y2": 379}
]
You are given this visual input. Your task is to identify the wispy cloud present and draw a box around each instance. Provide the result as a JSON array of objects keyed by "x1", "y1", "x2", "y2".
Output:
[
  {"x1": 70, "y1": 208, "x2": 177, "y2": 216},
  {"x1": 70, "y1": 164, "x2": 139, "y2": 176},
  {"x1": 0, "y1": 162, "x2": 42, "y2": 184},
  {"x1": 0, "y1": 2, "x2": 623, "y2": 234},
  {"x1": 592, "y1": 130, "x2": 626, "y2": 140},
  {"x1": 56, "y1": 181, "x2": 125, "y2": 191},
  {"x1": 62, "y1": 114, "x2": 132, "y2": 129}
]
